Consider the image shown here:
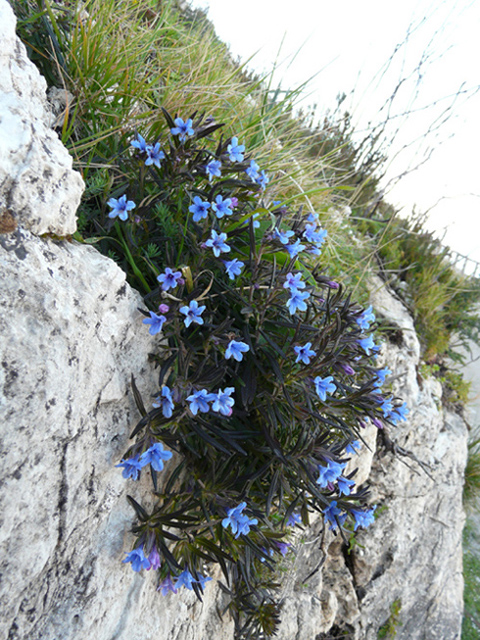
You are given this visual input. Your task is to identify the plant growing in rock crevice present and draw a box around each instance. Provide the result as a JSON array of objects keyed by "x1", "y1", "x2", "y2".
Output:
[{"x1": 104, "y1": 110, "x2": 408, "y2": 638}]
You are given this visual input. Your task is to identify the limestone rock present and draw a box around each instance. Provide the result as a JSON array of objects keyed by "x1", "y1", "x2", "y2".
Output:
[{"x1": 0, "y1": 0, "x2": 84, "y2": 236}]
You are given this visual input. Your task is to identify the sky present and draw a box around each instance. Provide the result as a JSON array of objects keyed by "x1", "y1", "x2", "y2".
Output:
[{"x1": 187, "y1": 0, "x2": 480, "y2": 271}]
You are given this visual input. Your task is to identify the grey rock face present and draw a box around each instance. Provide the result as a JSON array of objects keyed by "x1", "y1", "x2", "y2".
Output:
[
  {"x1": 0, "y1": 0, "x2": 84, "y2": 236},
  {"x1": 0, "y1": 2, "x2": 467, "y2": 639}
]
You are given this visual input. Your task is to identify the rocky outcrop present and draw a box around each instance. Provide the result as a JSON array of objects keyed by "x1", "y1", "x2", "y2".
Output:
[
  {"x1": 0, "y1": 2, "x2": 467, "y2": 639},
  {"x1": 0, "y1": 0, "x2": 83, "y2": 235}
]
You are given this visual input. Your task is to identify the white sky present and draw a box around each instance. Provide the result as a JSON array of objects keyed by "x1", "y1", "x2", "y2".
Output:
[{"x1": 188, "y1": 0, "x2": 480, "y2": 269}]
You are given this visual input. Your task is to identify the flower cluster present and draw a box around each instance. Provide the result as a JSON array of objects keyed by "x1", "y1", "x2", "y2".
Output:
[{"x1": 110, "y1": 110, "x2": 406, "y2": 637}]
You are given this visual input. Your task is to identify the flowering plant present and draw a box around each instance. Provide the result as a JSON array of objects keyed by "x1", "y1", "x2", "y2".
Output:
[{"x1": 105, "y1": 110, "x2": 407, "y2": 638}]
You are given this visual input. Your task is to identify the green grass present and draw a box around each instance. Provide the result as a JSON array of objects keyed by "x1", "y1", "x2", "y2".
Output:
[{"x1": 463, "y1": 518, "x2": 480, "y2": 639}]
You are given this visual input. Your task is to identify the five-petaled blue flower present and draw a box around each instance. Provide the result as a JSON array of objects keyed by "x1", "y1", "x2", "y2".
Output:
[
  {"x1": 323, "y1": 501, "x2": 347, "y2": 531},
  {"x1": 227, "y1": 136, "x2": 245, "y2": 162},
  {"x1": 345, "y1": 440, "x2": 361, "y2": 455},
  {"x1": 225, "y1": 340, "x2": 250, "y2": 362},
  {"x1": 294, "y1": 342, "x2": 316, "y2": 365},
  {"x1": 246, "y1": 159, "x2": 260, "y2": 180},
  {"x1": 374, "y1": 367, "x2": 392, "y2": 387},
  {"x1": 180, "y1": 300, "x2": 206, "y2": 328},
  {"x1": 255, "y1": 170, "x2": 269, "y2": 190},
  {"x1": 157, "y1": 267, "x2": 183, "y2": 291},
  {"x1": 274, "y1": 227, "x2": 295, "y2": 245},
  {"x1": 175, "y1": 568, "x2": 195, "y2": 590},
  {"x1": 351, "y1": 507, "x2": 376, "y2": 531},
  {"x1": 223, "y1": 258, "x2": 244, "y2": 280},
  {"x1": 283, "y1": 272, "x2": 305, "y2": 291},
  {"x1": 285, "y1": 239, "x2": 306, "y2": 259},
  {"x1": 287, "y1": 512, "x2": 302, "y2": 527},
  {"x1": 189, "y1": 196, "x2": 211, "y2": 222},
  {"x1": 145, "y1": 142, "x2": 165, "y2": 168},
  {"x1": 316, "y1": 459, "x2": 345, "y2": 488},
  {"x1": 356, "y1": 305, "x2": 376, "y2": 331},
  {"x1": 205, "y1": 230, "x2": 231, "y2": 257},
  {"x1": 152, "y1": 386, "x2": 175, "y2": 418},
  {"x1": 130, "y1": 133, "x2": 149, "y2": 153},
  {"x1": 222, "y1": 502, "x2": 258, "y2": 538},
  {"x1": 286, "y1": 289, "x2": 310, "y2": 315},
  {"x1": 211, "y1": 387, "x2": 235, "y2": 416},
  {"x1": 142, "y1": 311, "x2": 166, "y2": 335},
  {"x1": 337, "y1": 476, "x2": 355, "y2": 496},
  {"x1": 123, "y1": 547, "x2": 151, "y2": 572},
  {"x1": 212, "y1": 194, "x2": 233, "y2": 218},
  {"x1": 171, "y1": 117, "x2": 194, "y2": 142},
  {"x1": 157, "y1": 574, "x2": 178, "y2": 595},
  {"x1": 186, "y1": 389, "x2": 215, "y2": 415},
  {"x1": 107, "y1": 194, "x2": 136, "y2": 221},
  {"x1": 388, "y1": 401, "x2": 409, "y2": 425},
  {"x1": 358, "y1": 335, "x2": 376, "y2": 356},
  {"x1": 139, "y1": 442, "x2": 173, "y2": 471},
  {"x1": 304, "y1": 224, "x2": 328, "y2": 248},
  {"x1": 314, "y1": 375, "x2": 336, "y2": 401},
  {"x1": 206, "y1": 159, "x2": 222, "y2": 181},
  {"x1": 116, "y1": 454, "x2": 143, "y2": 480}
]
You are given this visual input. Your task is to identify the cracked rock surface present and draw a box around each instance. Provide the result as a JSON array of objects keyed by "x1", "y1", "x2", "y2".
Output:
[{"x1": 0, "y1": 2, "x2": 467, "y2": 639}]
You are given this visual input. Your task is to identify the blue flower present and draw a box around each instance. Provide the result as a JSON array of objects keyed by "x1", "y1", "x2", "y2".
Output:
[
  {"x1": 139, "y1": 442, "x2": 173, "y2": 471},
  {"x1": 356, "y1": 305, "x2": 376, "y2": 331},
  {"x1": 316, "y1": 459, "x2": 345, "y2": 488},
  {"x1": 130, "y1": 133, "x2": 150, "y2": 153},
  {"x1": 147, "y1": 545, "x2": 161, "y2": 571},
  {"x1": 389, "y1": 401, "x2": 409, "y2": 425},
  {"x1": 274, "y1": 227, "x2": 295, "y2": 245},
  {"x1": 283, "y1": 272, "x2": 306, "y2": 291},
  {"x1": 157, "y1": 574, "x2": 178, "y2": 595},
  {"x1": 223, "y1": 258, "x2": 244, "y2": 280},
  {"x1": 211, "y1": 194, "x2": 233, "y2": 218},
  {"x1": 255, "y1": 170, "x2": 269, "y2": 190},
  {"x1": 358, "y1": 335, "x2": 376, "y2": 356},
  {"x1": 225, "y1": 340, "x2": 250, "y2": 362},
  {"x1": 286, "y1": 289, "x2": 310, "y2": 315},
  {"x1": 285, "y1": 239, "x2": 306, "y2": 259},
  {"x1": 116, "y1": 454, "x2": 143, "y2": 480},
  {"x1": 222, "y1": 502, "x2": 258, "y2": 538},
  {"x1": 337, "y1": 476, "x2": 355, "y2": 496},
  {"x1": 123, "y1": 547, "x2": 151, "y2": 572},
  {"x1": 206, "y1": 159, "x2": 222, "y2": 181},
  {"x1": 246, "y1": 159, "x2": 260, "y2": 180},
  {"x1": 227, "y1": 136, "x2": 245, "y2": 162},
  {"x1": 287, "y1": 512, "x2": 302, "y2": 527},
  {"x1": 323, "y1": 501, "x2": 347, "y2": 531},
  {"x1": 303, "y1": 223, "x2": 327, "y2": 246},
  {"x1": 205, "y1": 229, "x2": 231, "y2": 257},
  {"x1": 314, "y1": 375, "x2": 336, "y2": 401},
  {"x1": 211, "y1": 387, "x2": 235, "y2": 416},
  {"x1": 175, "y1": 568, "x2": 196, "y2": 590},
  {"x1": 157, "y1": 267, "x2": 183, "y2": 291},
  {"x1": 107, "y1": 194, "x2": 136, "y2": 221},
  {"x1": 374, "y1": 367, "x2": 392, "y2": 387},
  {"x1": 351, "y1": 507, "x2": 376, "y2": 531},
  {"x1": 142, "y1": 311, "x2": 166, "y2": 335},
  {"x1": 379, "y1": 396, "x2": 394, "y2": 416},
  {"x1": 275, "y1": 541, "x2": 292, "y2": 556},
  {"x1": 145, "y1": 142, "x2": 165, "y2": 168},
  {"x1": 186, "y1": 389, "x2": 215, "y2": 415},
  {"x1": 171, "y1": 117, "x2": 194, "y2": 142},
  {"x1": 294, "y1": 342, "x2": 316, "y2": 365},
  {"x1": 196, "y1": 574, "x2": 213, "y2": 590},
  {"x1": 345, "y1": 440, "x2": 361, "y2": 455},
  {"x1": 180, "y1": 300, "x2": 206, "y2": 328},
  {"x1": 189, "y1": 196, "x2": 211, "y2": 222},
  {"x1": 152, "y1": 385, "x2": 175, "y2": 418}
]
